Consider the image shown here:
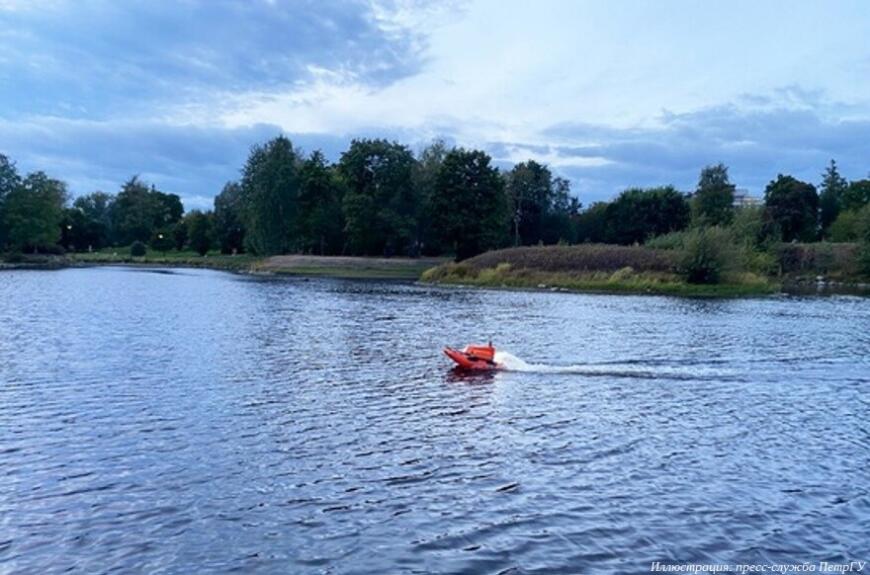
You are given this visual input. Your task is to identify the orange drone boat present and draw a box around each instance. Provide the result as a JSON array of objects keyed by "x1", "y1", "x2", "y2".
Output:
[{"x1": 443, "y1": 342, "x2": 503, "y2": 371}]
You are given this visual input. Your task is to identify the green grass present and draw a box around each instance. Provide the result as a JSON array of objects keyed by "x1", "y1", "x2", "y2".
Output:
[
  {"x1": 265, "y1": 264, "x2": 433, "y2": 279},
  {"x1": 421, "y1": 262, "x2": 778, "y2": 297},
  {"x1": 69, "y1": 248, "x2": 260, "y2": 271}
]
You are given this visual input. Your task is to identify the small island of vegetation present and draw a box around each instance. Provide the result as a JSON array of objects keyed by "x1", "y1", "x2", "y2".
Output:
[{"x1": 1, "y1": 138, "x2": 869, "y2": 294}]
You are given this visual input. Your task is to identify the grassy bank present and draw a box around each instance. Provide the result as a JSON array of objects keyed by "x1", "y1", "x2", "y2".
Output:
[
  {"x1": 69, "y1": 249, "x2": 260, "y2": 271},
  {"x1": 3, "y1": 248, "x2": 445, "y2": 280},
  {"x1": 254, "y1": 255, "x2": 447, "y2": 279},
  {"x1": 421, "y1": 245, "x2": 779, "y2": 297}
]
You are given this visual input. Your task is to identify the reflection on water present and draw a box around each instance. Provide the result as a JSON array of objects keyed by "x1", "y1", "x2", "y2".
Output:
[{"x1": 0, "y1": 267, "x2": 868, "y2": 574}]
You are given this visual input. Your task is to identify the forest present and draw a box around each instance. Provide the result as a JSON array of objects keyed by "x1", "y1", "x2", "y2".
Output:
[{"x1": 1, "y1": 137, "x2": 869, "y2": 274}]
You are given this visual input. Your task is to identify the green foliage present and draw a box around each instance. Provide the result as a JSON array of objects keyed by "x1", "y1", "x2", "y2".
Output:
[
  {"x1": 339, "y1": 139, "x2": 417, "y2": 256},
  {"x1": 645, "y1": 230, "x2": 689, "y2": 250},
  {"x1": 414, "y1": 140, "x2": 448, "y2": 255},
  {"x1": 829, "y1": 210, "x2": 861, "y2": 242},
  {"x1": 172, "y1": 220, "x2": 188, "y2": 251},
  {"x1": 429, "y1": 148, "x2": 507, "y2": 260},
  {"x1": 213, "y1": 181, "x2": 246, "y2": 254},
  {"x1": 130, "y1": 240, "x2": 147, "y2": 257},
  {"x1": 3, "y1": 171, "x2": 67, "y2": 252},
  {"x1": 605, "y1": 186, "x2": 690, "y2": 245},
  {"x1": 72, "y1": 191, "x2": 113, "y2": 249},
  {"x1": 297, "y1": 151, "x2": 344, "y2": 255},
  {"x1": 186, "y1": 210, "x2": 213, "y2": 256},
  {"x1": 239, "y1": 136, "x2": 301, "y2": 255},
  {"x1": 111, "y1": 177, "x2": 183, "y2": 245},
  {"x1": 763, "y1": 174, "x2": 819, "y2": 242},
  {"x1": 692, "y1": 163, "x2": 735, "y2": 226},
  {"x1": 574, "y1": 202, "x2": 609, "y2": 243},
  {"x1": 842, "y1": 179, "x2": 870, "y2": 212},
  {"x1": 679, "y1": 226, "x2": 735, "y2": 284},
  {"x1": 60, "y1": 207, "x2": 101, "y2": 252},
  {"x1": 505, "y1": 161, "x2": 578, "y2": 246},
  {"x1": 730, "y1": 205, "x2": 766, "y2": 248},
  {"x1": 818, "y1": 159, "x2": 848, "y2": 234},
  {"x1": 150, "y1": 227, "x2": 175, "y2": 252},
  {"x1": 855, "y1": 205, "x2": 870, "y2": 277},
  {"x1": 0, "y1": 154, "x2": 21, "y2": 249}
]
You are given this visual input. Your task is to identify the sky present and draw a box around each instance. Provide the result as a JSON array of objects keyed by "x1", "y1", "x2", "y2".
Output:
[{"x1": 1, "y1": 0, "x2": 869, "y2": 209}]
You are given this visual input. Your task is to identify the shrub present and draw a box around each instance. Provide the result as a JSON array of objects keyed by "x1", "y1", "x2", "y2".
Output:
[
  {"x1": 776, "y1": 242, "x2": 858, "y2": 277},
  {"x1": 130, "y1": 241, "x2": 147, "y2": 257},
  {"x1": 645, "y1": 231, "x2": 688, "y2": 250},
  {"x1": 679, "y1": 227, "x2": 735, "y2": 284},
  {"x1": 829, "y1": 210, "x2": 861, "y2": 242}
]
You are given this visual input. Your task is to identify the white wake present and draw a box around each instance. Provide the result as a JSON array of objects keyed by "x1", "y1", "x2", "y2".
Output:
[{"x1": 493, "y1": 351, "x2": 734, "y2": 380}]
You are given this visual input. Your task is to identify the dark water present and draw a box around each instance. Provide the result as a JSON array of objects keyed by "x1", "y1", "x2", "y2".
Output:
[{"x1": 1, "y1": 267, "x2": 868, "y2": 575}]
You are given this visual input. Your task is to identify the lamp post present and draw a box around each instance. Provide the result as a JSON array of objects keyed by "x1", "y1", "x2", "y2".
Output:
[
  {"x1": 66, "y1": 224, "x2": 73, "y2": 252},
  {"x1": 157, "y1": 233, "x2": 166, "y2": 255}
]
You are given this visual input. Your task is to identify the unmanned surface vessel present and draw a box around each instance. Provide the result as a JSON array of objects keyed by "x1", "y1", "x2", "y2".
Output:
[{"x1": 443, "y1": 342, "x2": 503, "y2": 371}]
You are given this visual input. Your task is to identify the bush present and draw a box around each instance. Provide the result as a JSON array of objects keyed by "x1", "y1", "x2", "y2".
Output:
[
  {"x1": 679, "y1": 227, "x2": 735, "y2": 284},
  {"x1": 130, "y1": 241, "x2": 147, "y2": 257},
  {"x1": 645, "y1": 231, "x2": 688, "y2": 250},
  {"x1": 829, "y1": 210, "x2": 861, "y2": 242},
  {"x1": 776, "y1": 242, "x2": 858, "y2": 277}
]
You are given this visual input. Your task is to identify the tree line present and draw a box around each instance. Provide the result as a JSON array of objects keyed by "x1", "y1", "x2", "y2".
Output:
[{"x1": 2, "y1": 138, "x2": 869, "y2": 261}]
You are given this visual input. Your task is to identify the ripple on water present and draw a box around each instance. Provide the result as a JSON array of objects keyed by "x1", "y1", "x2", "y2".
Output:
[{"x1": 0, "y1": 268, "x2": 868, "y2": 573}]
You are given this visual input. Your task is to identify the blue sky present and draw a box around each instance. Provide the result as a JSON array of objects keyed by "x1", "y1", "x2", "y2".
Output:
[{"x1": 2, "y1": 0, "x2": 869, "y2": 209}]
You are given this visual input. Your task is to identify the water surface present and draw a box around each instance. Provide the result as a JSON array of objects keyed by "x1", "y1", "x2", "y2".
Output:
[{"x1": 1, "y1": 267, "x2": 868, "y2": 574}]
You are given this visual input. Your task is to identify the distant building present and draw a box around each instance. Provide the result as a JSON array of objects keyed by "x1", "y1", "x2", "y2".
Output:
[{"x1": 733, "y1": 188, "x2": 761, "y2": 208}]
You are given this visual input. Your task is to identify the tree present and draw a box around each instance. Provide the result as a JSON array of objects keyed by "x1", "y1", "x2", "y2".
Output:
[
  {"x1": 339, "y1": 139, "x2": 417, "y2": 256},
  {"x1": 172, "y1": 220, "x2": 188, "y2": 251},
  {"x1": 0, "y1": 154, "x2": 22, "y2": 249},
  {"x1": 679, "y1": 226, "x2": 735, "y2": 284},
  {"x1": 72, "y1": 191, "x2": 114, "y2": 248},
  {"x1": 213, "y1": 181, "x2": 246, "y2": 254},
  {"x1": 575, "y1": 202, "x2": 609, "y2": 243},
  {"x1": 60, "y1": 207, "x2": 106, "y2": 252},
  {"x1": 541, "y1": 176, "x2": 580, "y2": 244},
  {"x1": 3, "y1": 171, "x2": 67, "y2": 252},
  {"x1": 818, "y1": 160, "x2": 848, "y2": 235},
  {"x1": 151, "y1": 188, "x2": 184, "y2": 229},
  {"x1": 842, "y1": 179, "x2": 870, "y2": 212},
  {"x1": 429, "y1": 148, "x2": 507, "y2": 260},
  {"x1": 297, "y1": 151, "x2": 344, "y2": 255},
  {"x1": 829, "y1": 209, "x2": 862, "y2": 242},
  {"x1": 150, "y1": 227, "x2": 174, "y2": 253},
  {"x1": 506, "y1": 160, "x2": 552, "y2": 246},
  {"x1": 605, "y1": 186, "x2": 690, "y2": 245},
  {"x1": 239, "y1": 136, "x2": 301, "y2": 255},
  {"x1": 763, "y1": 174, "x2": 819, "y2": 242},
  {"x1": 111, "y1": 177, "x2": 181, "y2": 245},
  {"x1": 692, "y1": 163, "x2": 735, "y2": 226},
  {"x1": 414, "y1": 139, "x2": 448, "y2": 255},
  {"x1": 186, "y1": 210, "x2": 213, "y2": 256}
]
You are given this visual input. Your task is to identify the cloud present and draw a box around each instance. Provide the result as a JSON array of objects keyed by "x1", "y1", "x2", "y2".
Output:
[
  {"x1": 0, "y1": 117, "x2": 349, "y2": 209},
  {"x1": 2, "y1": 0, "x2": 870, "y2": 209}
]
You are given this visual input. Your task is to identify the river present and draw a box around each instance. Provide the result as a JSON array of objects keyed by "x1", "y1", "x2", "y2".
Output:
[{"x1": 1, "y1": 267, "x2": 868, "y2": 574}]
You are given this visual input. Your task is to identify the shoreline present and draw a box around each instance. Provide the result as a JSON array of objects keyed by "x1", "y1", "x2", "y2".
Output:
[
  {"x1": 4, "y1": 252, "x2": 868, "y2": 297},
  {"x1": 0, "y1": 253, "x2": 446, "y2": 280}
]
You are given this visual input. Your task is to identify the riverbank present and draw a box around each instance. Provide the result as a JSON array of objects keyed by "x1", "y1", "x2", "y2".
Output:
[
  {"x1": 255, "y1": 255, "x2": 446, "y2": 279},
  {"x1": 1, "y1": 250, "x2": 447, "y2": 280},
  {"x1": 422, "y1": 261, "x2": 777, "y2": 297},
  {"x1": 421, "y1": 245, "x2": 781, "y2": 297}
]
